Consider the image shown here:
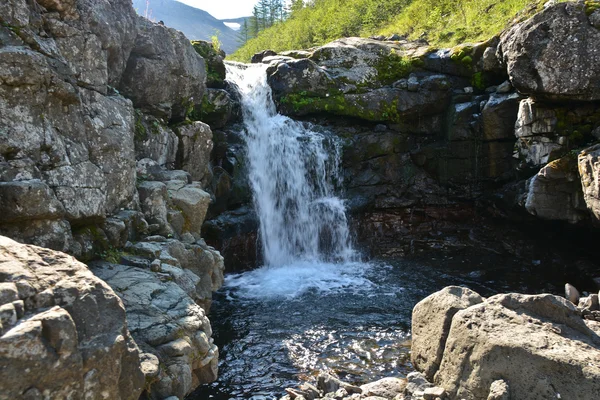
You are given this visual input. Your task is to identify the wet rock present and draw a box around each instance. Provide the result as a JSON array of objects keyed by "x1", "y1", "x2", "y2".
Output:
[
  {"x1": 0, "y1": 236, "x2": 144, "y2": 399},
  {"x1": 500, "y1": 2, "x2": 600, "y2": 101},
  {"x1": 317, "y1": 372, "x2": 362, "y2": 395},
  {"x1": 268, "y1": 58, "x2": 335, "y2": 100},
  {"x1": 191, "y1": 89, "x2": 234, "y2": 130},
  {"x1": 252, "y1": 49, "x2": 278, "y2": 63},
  {"x1": 411, "y1": 286, "x2": 483, "y2": 380}
]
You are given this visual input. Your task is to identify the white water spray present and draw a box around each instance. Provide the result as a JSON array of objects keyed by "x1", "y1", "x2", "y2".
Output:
[{"x1": 227, "y1": 62, "x2": 357, "y2": 268}]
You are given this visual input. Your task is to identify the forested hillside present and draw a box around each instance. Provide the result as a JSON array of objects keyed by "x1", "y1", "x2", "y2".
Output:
[{"x1": 231, "y1": 0, "x2": 558, "y2": 61}]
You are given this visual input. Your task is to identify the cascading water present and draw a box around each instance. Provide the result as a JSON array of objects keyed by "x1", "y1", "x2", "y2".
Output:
[
  {"x1": 221, "y1": 62, "x2": 369, "y2": 299},
  {"x1": 227, "y1": 62, "x2": 356, "y2": 268}
]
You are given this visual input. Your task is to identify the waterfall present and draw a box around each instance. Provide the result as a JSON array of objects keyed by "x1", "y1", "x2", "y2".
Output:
[{"x1": 226, "y1": 62, "x2": 357, "y2": 268}]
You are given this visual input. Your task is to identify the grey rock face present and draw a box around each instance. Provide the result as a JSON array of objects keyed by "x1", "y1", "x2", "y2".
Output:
[
  {"x1": 134, "y1": 113, "x2": 179, "y2": 168},
  {"x1": 411, "y1": 286, "x2": 483, "y2": 380},
  {"x1": 482, "y1": 93, "x2": 521, "y2": 141},
  {"x1": 118, "y1": 16, "x2": 206, "y2": 121},
  {"x1": 174, "y1": 122, "x2": 214, "y2": 185},
  {"x1": 93, "y1": 261, "x2": 219, "y2": 399},
  {"x1": 0, "y1": 236, "x2": 144, "y2": 400},
  {"x1": 524, "y1": 156, "x2": 588, "y2": 223},
  {"x1": 500, "y1": 2, "x2": 600, "y2": 101},
  {"x1": 0, "y1": 0, "x2": 139, "y2": 251}
]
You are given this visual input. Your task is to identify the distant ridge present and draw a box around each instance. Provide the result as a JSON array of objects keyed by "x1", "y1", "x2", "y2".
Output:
[{"x1": 132, "y1": 0, "x2": 244, "y2": 54}]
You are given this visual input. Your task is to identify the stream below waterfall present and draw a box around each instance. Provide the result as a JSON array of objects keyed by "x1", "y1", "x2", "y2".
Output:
[{"x1": 188, "y1": 63, "x2": 581, "y2": 399}]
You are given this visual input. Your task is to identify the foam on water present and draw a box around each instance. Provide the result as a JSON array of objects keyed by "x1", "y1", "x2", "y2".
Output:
[{"x1": 225, "y1": 260, "x2": 374, "y2": 300}]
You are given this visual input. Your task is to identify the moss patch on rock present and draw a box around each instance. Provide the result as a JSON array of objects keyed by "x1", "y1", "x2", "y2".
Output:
[{"x1": 374, "y1": 51, "x2": 425, "y2": 85}]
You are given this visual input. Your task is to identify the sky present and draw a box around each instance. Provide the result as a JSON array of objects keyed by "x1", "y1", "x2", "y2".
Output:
[{"x1": 176, "y1": 0, "x2": 256, "y2": 20}]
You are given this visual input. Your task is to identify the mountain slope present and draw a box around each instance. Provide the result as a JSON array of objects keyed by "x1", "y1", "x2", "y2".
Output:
[
  {"x1": 230, "y1": 0, "x2": 562, "y2": 61},
  {"x1": 132, "y1": 0, "x2": 241, "y2": 54}
]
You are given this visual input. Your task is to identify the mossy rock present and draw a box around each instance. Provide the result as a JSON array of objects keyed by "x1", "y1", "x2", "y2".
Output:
[{"x1": 191, "y1": 40, "x2": 226, "y2": 88}]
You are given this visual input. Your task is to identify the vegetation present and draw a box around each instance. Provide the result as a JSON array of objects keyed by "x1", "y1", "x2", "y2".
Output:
[{"x1": 230, "y1": 0, "x2": 566, "y2": 62}]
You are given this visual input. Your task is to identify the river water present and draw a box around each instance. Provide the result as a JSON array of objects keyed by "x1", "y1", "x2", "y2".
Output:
[{"x1": 188, "y1": 64, "x2": 573, "y2": 399}]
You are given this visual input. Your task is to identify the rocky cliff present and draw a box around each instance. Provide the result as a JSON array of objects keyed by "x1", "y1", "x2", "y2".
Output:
[
  {"x1": 0, "y1": 0, "x2": 226, "y2": 398},
  {"x1": 204, "y1": 1, "x2": 600, "y2": 264}
]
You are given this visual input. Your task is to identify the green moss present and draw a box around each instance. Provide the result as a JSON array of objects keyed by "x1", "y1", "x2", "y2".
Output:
[
  {"x1": 280, "y1": 91, "x2": 401, "y2": 123},
  {"x1": 471, "y1": 72, "x2": 487, "y2": 90},
  {"x1": 134, "y1": 110, "x2": 147, "y2": 141},
  {"x1": 374, "y1": 51, "x2": 424, "y2": 85},
  {"x1": 1, "y1": 21, "x2": 21, "y2": 35},
  {"x1": 585, "y1": 0, "x2": 600, "y2": 15}
]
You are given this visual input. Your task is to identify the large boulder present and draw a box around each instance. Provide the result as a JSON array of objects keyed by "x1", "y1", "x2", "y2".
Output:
[
  {"x1": 524, "y1": 156, "x2": 588, "y2": 223},
  {"x1": 118, "y1": 16, "x2": 206, "y2": 121},
  {"x1": 0, "y1": 236, "x2": 144, "y2": 399},
  {"x1": 500, "y1": 2, "x2": 600, "y2": 101},
  {"x1": 411, "y1": 286, "x2": 483, "y2": 380},
  {"x1": 578, "y1": 144, "x2": 600, "y2": 220},
  {"x1": 412, "y1": 287, "x2": 600, "y2": 400}
]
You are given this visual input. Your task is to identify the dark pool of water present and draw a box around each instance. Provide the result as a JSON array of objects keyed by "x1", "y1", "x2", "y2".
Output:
[{"x1": 188, "y1": 244, "x2": 584, "y2": 400}]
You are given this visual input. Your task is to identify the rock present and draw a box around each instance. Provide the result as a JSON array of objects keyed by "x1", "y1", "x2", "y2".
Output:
[
  {"x1": 513, "y1": 98, "x2": 600, "y2": 167},
  {"x1": 431, "y1": 291, "x2": 600, "y2": 399},
  {"x1": 138, "y1": 181, "x2": 171, "y2": 236},
  {"x1": 578, "y1": 144, "x2": 600, "y2": 221},
  {"x1": 191, "y1": 89, "x2": 234, "y2": 129},
  {"x1": 252, "y1": 49, "x2": 277, "y2": 63},
  {"x1": 93, "y1": 262, "x2": 218, "y2": 399},
  {"x1": 118, "y1": 16, "x2": 206, "y2": 121},
  {"x1": 134, "y1": 113, "x2": 179, "y2": 167},
  {"x1": 495, "y1": 80, "x2": 512, "y2": 94},
  {"x1": 404, "y1": 371, "x2": 433, "y2": 397},
  {"x1": 0, "y1": 180, "x2": 64, "y2": 223},
  {"x1": 524, "y1": 156, "x2": 588, "y2": 223},
  {"x1": 0, "y1": 236, "x2": 144, "y2": 399},
  {"x1": 565, "y1": 283, "x2": 581, "y2": 305},
  {"x1": 268, "y1": 58, "x2": 335, "y2": 100},
  {"x1": 317, "y1": 372, "x2": 362, "y2": 395},
  {"x1": 191, "y1": 40, "x2": 226, "y2": 88},
  {"x1": 487, "y1": 380, "x2": 509, "y2": 400},
  {"x1": 423, "y1": 386, "x2": 445, "y2": 400},
  {"x1": 174, "y1": 122, "x2": 214, "y2": 185},
  {"x1": 167, "y1": 181, "x2": 212, "y2": 237},
  {"x1": 580, "y1": 293, "x2": 599, "y2": 311},
  {"x1": 482, "y1": 45, "x2": 502, "y2": 72},
  {"x1": 411, "y1": 286, "x2": 483, "y2": 380},
  {"x1": 500, "y1": 2, "x2": 600, "y2": 101},
  {"x1": 481, "y1": 93, "x2": 521, "y2": 141},
  {"x1": 360, "y1": 377, "x2": 407, "y2": 398}
]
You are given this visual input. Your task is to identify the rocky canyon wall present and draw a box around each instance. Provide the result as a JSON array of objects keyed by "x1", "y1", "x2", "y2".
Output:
[{"x1": 0, "y1": 0, "x2": 228, "y2": 398}]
